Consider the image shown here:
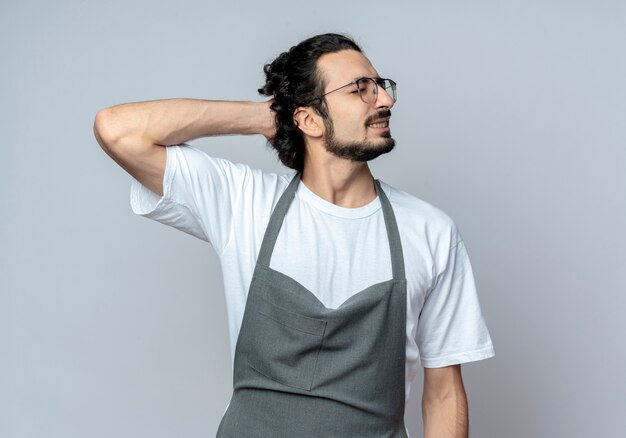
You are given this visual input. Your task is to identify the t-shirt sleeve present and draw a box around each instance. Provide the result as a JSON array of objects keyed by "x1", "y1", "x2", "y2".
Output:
[
  {"x1": 416, "y1": 230, "x2": 495, "y2": 368},
  {"x1": 129, "y1": 143, "x2": 249, "y2": 254}
]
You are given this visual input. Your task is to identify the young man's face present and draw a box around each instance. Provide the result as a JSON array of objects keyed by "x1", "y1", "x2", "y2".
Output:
[{"x1": 316, "y1": 49, "x2": 396, "y2": 162}]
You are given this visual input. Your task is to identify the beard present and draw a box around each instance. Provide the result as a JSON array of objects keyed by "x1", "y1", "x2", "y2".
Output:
[{"x1": 322, "y1": 110, "x2": 396, "y2": 162}]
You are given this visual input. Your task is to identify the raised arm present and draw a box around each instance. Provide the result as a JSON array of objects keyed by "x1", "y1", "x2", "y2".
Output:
[
  {"x1": 93, "y1": 99, "x2": 275, "y2": 196},
  {"x1": 422, "y1": 364, "x2": 469, "y2": 438}
]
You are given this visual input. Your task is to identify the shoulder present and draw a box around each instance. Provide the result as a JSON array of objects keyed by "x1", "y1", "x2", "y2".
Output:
[
  {"x1": 169, "y1": 143, "x2": 295, "y2": 190},
  {"x1": 168, "y1": 143, "x2": 253, "y2": 177},
  {"x1": 378, "y1": 179, "x2": 462, "y2": 247}
]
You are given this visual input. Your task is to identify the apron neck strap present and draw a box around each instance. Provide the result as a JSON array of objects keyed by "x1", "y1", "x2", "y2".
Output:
[
  {"x1": 256, "y1": 172, "x2": 406, "y2": 281},
  {"x1": 373, "y1": 175, "x2": 406, "y2": 280},
  {"x1": 255, "y1": 172, "x2": 301, "y2": 269}
]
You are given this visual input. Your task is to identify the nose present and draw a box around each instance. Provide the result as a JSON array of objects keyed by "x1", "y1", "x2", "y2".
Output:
[{"x1": 375, "y1": 85, "x2": 395, "y2": 109}]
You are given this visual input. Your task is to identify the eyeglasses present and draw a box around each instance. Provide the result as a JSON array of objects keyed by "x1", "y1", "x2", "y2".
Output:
[{"x1": 318, "y1": 77, "x2": 397, "y2": 105}]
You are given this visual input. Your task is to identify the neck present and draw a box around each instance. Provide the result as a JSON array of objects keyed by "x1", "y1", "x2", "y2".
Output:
[{"x1": 301, "y1": 146, "x2": 377, "y2": 208}]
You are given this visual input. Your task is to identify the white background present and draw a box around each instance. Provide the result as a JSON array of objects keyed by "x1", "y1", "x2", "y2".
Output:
[{"x1": 2, "y1": 0, "x2": 625, "y2": 436}]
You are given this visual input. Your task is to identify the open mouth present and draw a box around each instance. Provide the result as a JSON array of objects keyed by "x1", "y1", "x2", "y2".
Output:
[
  {"x1": 367, "y1": 121, "x2": 389, "y2": 128},
  {"x1": 366, "y1": 111, "x2": 392, "y2": 130}
]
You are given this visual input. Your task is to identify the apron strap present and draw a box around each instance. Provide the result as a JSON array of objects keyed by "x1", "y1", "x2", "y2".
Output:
[
  {"x1": 256, "y1": 172, "x2": 302, "y2": 269},
  {"x1": 373, "y1": 177, "x2": 406, "y2": 280},
  {"x1": 256, "y1": 172, "x2": 406, "y2": 281}
]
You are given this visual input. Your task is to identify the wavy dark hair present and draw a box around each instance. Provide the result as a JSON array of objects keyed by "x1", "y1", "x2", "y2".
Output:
[{"x1": 258, "y1": 33, "x2": 362, "y2": 172}]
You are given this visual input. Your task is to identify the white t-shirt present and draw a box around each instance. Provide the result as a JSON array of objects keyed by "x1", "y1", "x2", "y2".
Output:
[{"x1": 130, "y1": 143, "x2": 495, "y2": 403}]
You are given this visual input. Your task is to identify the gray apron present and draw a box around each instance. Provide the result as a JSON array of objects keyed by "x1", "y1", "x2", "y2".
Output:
[{"x1": 217, "y1": 172, "x2": 408, "y2": 437}]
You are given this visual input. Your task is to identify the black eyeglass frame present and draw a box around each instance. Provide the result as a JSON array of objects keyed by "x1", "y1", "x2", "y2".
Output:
[{"x1": 315, "y1": 77, "x2": 397, "y2": 104}]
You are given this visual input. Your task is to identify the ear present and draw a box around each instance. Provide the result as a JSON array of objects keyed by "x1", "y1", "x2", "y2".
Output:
[{"x1": 293, "y1": 107, "x2": 324, "y2": 139}]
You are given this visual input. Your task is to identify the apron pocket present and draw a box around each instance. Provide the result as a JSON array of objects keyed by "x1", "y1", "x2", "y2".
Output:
[{"x1": 246, "y1": 296, "x2": 327, "y2": 391}]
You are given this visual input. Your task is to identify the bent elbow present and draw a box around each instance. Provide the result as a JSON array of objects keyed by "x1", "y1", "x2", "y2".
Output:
[{"x1": 93, "y1": 108, "x2": 121, "y2": 151}]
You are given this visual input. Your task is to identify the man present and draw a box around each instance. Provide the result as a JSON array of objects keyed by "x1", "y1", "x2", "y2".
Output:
[{"x1": 94, "y1": 33, "x2": 494, "y2": 437}]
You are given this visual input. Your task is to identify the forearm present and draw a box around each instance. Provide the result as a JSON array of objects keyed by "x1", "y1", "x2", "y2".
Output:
[
  {"x1": 95, "y1": 98, "x2": 274, "y2": 148},
  {"x1": 422, "y1": 383, "x2": 468, "y2": 438}
]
